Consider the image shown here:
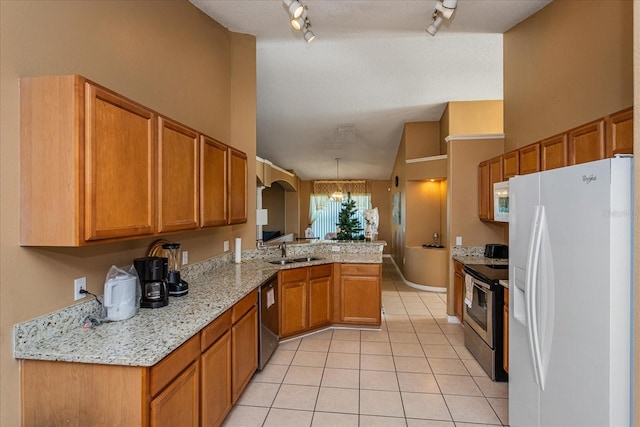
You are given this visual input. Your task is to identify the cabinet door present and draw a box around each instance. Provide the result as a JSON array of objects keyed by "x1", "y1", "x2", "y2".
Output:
[
  {"x1": 568, "y1": 119, "x2": 605, "y2": 166},
  {"x1": 540, "y1": 134, "x2": 568, "y2": 171},
  {"x1": 201, "y1": 332, "x2": 231, "y2": 427},
  {"x1": 231, "y1": 305, "x2": 258, "y2": 403},
  {"x1": 280, "y1": 280, "x2": 308, "y2": 337},
  {"x1": 478, "y1": 161, "x2": 490, "y2": 220},
  {"x1": 228, "y1": 147, "x2": 247, "y2": 224},
  {"x1": 200, "y1": 136, "x2": 228, "y2": 227},
  {"x1": 84, "y1": 83, "x2": 155, "y2": 241},
  {"x1": 158, "y1": 117, "x2": 199, "y2": 232},
  {"x1": 150, "y1": 362, "x2": 199, "y2": 427},
  {"x1": 503, "y1": 150, "x2": 519, "y2": 179},
  {"x1": 339, "y1": 264, "x2": 381, "y2": 325},
  {"x1": 518, "y1": 143, "x2": 540, "y2": 175},
  {"x1": 309, "y1": 275, "x2": 332, "y2": 328},
  {"x1": 606, "y1": 107, "x2": 633, "y2": 157}
]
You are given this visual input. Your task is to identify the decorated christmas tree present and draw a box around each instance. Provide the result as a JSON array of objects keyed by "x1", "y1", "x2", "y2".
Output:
[{"x1": 336, "y1": 198, "x2": 364, "y2": 240}]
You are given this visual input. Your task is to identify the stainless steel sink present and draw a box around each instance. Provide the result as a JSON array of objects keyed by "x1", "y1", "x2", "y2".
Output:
[
  {"x1": 293, "y1": 256, "x2": 323, "y2": 262},
  {"x1": 268, "y1": 259, "x2": 295, "y2": 265}
]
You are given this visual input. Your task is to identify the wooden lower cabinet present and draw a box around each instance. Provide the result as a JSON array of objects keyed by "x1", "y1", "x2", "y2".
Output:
[
  {"x1": 231, "y1": 305, "x2": 258, "y2": 403},
  {"x1": 309, "y1": 264, "x2": 332, "y2": 328},
  {"x1": 21, "y1": 292, "x2": 258, "y2": 427},
  {"x1": 503, "y1": 287, "x2": 509, "y2": 373},
  {"x1": 453, "y1": 261, "x2": 464, "y2": 323},
  {"x1": 337, "y1": 264, "x2": 381, "y2": 325},
  {"x1": 279, "y1": 264, "x2": 333, "y2": 338},
  {"x1": 150, "y1": 362, "x2": 199, "y2": 427},
  {"x1": 279, "y1": 268, "x2": 309, "y2": 337},
  {"x1": 200, "y1": 310, "x2": 232, "y2": 427}
]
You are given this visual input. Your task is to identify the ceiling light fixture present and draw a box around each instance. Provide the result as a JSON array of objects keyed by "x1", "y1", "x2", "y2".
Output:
[
  {"x1": 330, "y1": 158, "x2": 344, "y2": 202},
  {"x1": 283, "y1": 0, "x2": 316, "y2": 43},
  {"x1": 427, "y1": 0, "x2": 458, "y2": 36}
]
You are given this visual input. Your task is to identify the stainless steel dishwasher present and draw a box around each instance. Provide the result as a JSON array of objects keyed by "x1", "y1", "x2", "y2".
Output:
[{"x1": 258, "y1": 275, "x2": 279, "y2": 370}]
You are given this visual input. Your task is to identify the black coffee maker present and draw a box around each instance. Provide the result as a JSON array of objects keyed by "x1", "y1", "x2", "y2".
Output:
[{"x1": 134, "y1": 257, "x2": 169, "y2": 309}]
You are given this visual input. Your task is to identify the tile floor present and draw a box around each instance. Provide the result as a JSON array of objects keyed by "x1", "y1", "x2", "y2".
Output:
[{"x1": 223, "y1": 258, "x2": 509, "y2": 427}]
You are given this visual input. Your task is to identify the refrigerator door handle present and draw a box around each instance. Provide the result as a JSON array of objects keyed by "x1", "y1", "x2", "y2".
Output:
[{"x1": 525, "y1": 205, "x2": 545, "y2": 389}]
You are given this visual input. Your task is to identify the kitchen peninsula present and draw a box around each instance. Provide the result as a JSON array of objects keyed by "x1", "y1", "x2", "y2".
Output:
[{"x1": 15, "y1": 240, "x2": 385, "y2": 426}]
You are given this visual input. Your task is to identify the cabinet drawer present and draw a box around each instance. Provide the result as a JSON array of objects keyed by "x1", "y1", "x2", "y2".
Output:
[
  {"x1": 201, "y1": 309, "x2": 232, "y2": 352},
  {"x1": 310, "y1": 264, "x2": 332, "y2": 279},
  {"x1": 280, "y1": 267, "x2": 307, "y2": 283},
  {"x1": 150, "y1": 334, "x2": 200, "y2": 397},
  {"x1": 341, "y1": 263, "x2": 380, "y2": 276},
  {"x1": 232, "y1": 289, "x2": 257, "y2": 324}
]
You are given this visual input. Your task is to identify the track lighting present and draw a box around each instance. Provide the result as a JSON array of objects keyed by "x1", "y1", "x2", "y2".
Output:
[
  {"x1": 434, "y1": 2, "x2": 455, "y2": 19},
  {"x1": 426, "y1": 15, "x2": 443, "y2": 36},
  {"x1": 283, "y1": 0, "x2": 316, "y2": 43},
  {"x1": 290, "y1": 8, "x2": 307, "y2": 30},
  {"x1": 427, "y1": 0, "x2": 457, "y2": 36},
  {"x1": 303, "y1": 26, "x2": 316, "y2": 43},
  {"x1": 283, "y1": 0, "x2": 304, "y2": 19}
]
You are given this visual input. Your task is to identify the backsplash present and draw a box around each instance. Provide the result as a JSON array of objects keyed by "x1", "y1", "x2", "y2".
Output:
[{"x1": 451, "y1": 246, "x2": 485, "y2": 257}]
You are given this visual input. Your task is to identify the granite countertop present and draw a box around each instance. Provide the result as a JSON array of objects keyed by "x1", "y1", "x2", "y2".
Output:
[
  {"x1": 452, "y1": 255, "x2": 508, "y2": 266},
  {"x1": 14, "y1": 242, "x2": 385, "y2": 367}
]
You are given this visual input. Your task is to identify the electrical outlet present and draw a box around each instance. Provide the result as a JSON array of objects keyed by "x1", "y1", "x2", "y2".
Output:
[
  {"x1": 456, "y1": 236, "x2": 463, "y2": 246},
  {"x1": 74, "y1": 277, "x2": 87, "y2": 301},
  {"x1": 224, "y1": 240, "x2": 230, "y2": 251},
  {"x1": 182, "y1": 250, "x2": 188, "y2": 265}
]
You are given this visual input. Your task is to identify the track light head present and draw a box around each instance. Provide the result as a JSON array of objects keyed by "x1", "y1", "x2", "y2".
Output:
[
  {"x1": 426, "y1": 16, "x2": 443, "y2": 36},
  {"x1": 435, "y1": 1, "x2": 455, "y2": 19},
  {"x1": 283, "y1": 0, "x2": 304, "y2": 18},
  {"x1": 303, "y1": 26, "x2": 315, "y2": 43},
  {"x1": 290, "y1": 8, "x2": 308, "y2": 30}
]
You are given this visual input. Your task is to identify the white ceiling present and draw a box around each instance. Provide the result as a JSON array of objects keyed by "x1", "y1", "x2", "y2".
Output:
[{"x1": 190, "y1": 0, "x2": 551, "y2": 180}]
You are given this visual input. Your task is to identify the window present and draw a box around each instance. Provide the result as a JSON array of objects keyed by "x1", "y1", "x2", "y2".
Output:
[{"x1": 310, "y1": 193, "x2": 371, "y2": 239}]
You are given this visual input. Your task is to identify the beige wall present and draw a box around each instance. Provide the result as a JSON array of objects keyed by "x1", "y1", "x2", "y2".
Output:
[
  {"x1": 0, "y1": 2, "x2": 256, "y2": 425},
  {"x1": 445, "y1": 101, "x2": 504, "y2": 136},
  {"x1": 404, "y1": 121, "x2": 441, "y2": 159},
  {"x1": 263, "y1": 183, "x2": 286, "y2": 235},
  {"x1": 504, "y1": 0, "x2": 633, "y2": 152}
]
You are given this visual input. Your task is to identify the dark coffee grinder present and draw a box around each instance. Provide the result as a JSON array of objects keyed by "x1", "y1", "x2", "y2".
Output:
[
  {"x1": 134, "y1": 256, "x2": 169, "y2": 308},
  {"x1": 162, "y1": 242, "x2": 189, "y2": 297}
]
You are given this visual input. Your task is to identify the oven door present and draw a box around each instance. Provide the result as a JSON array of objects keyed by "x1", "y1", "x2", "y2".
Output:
[{"x1": 463, "y1": 274, "x2": 494, "y2": 347}]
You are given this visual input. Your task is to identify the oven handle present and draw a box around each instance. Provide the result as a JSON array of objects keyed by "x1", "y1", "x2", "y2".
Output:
[{"x1": 469, "y1": 276, "x2": 491, "y2": 291}]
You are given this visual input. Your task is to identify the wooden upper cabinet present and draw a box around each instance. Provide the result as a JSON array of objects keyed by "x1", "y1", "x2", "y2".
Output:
[
  {"x1": 228, "y1": 147, "x2": 248, "y2": 224},
  {"x1": 478, "y1": 161, "x2": 490, "y2": 221},
  {"x1": 20, "y1": 75, "x2": 156, "y2": 246},
  {"x1": 568, "y1": 119, "x2": 605, "y2": 166},
  {"x1": 200, "y1": 136, "x2": 228, "y2": 227},
  {"x1": 84, "y1": 84, "x2": 156, "y2": 241},
  {"x1": 158, "y1": 117, "x2": 199, "y2": 233},
  {"x1": 540, "y1": 134, "x2": 568, "y2": 171},
  {"x1": 488, "y1": 156, "x2": 503, "y2": 221},
  {"x1": 519, "y1": 142, "x2": 540, "y2": 175},
  {"x1": 606, "y1": 107, "x2": 633, "y2": 157},
  {"x1": 503, "y1": 151, "x2": 519, "y2": 179}
]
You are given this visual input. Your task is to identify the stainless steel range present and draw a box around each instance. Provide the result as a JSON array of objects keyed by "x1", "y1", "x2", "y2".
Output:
[{"x1": 463, "y1": 263, "x2": 508, "y2": 382}]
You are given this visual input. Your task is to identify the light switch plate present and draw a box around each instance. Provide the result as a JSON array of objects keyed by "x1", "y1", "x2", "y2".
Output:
[
  {"x1": 224, "y1": 241, "x2": 230, "y2": 252},
  {"x1": 456, "y1": 236, "x2": 463, "y2": 246},
  {"x1": 182, "y1": 251, "x2": 188, "y2": 265}
]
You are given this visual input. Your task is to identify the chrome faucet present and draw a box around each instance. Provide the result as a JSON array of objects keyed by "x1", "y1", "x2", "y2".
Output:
[{"x1": 279, "y1": 242, "x2": 287, "y2": 258}]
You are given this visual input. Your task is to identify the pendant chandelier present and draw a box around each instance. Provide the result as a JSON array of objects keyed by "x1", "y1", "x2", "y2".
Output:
[{"x1": 330, "y1": 158, "x2": 344, "y2": 202}]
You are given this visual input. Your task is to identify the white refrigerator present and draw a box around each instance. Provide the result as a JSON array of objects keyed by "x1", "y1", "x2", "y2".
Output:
[{"x1": 508, "y1": 157, "x2": 633, "y2": 426}]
